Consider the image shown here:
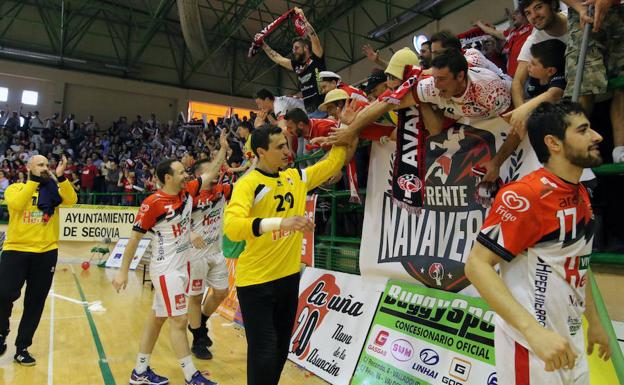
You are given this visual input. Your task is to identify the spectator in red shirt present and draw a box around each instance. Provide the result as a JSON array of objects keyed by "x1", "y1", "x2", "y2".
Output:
[
  {"x1": 63, "y1": 158, "x2": 77, "y2": 181},
  {"x1": 475, "y1": 8, "x2": 532, "y2": 77},
  {"x1": 80, "y1": 158, "x2": 98, "y2": 203},
  {"x1": 284, "y1": 108, "x2": 337, "y2": 143}
]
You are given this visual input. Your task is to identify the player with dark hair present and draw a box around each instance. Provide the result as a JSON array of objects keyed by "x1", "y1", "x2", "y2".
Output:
[
  {"x1": 187, "y1": 135, "x2": 231, "y2": 360},
  {"x1": 466, "y1": 101, "x2": 611, "y2": 385},
  {"x1": 224, "y1": 126, "x2": 350, "y2": 385},
  {"x1": 112, "y1": 136, "x2": 225, "y2": 384}
]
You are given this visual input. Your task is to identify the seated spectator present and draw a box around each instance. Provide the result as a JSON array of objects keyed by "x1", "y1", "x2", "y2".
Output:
[
  {"x1": 14, "y1": 170, "x2": 26, "y2": 184},
  {"x1": 0, "y1": 170, "x2": 9, "y2": 198}
]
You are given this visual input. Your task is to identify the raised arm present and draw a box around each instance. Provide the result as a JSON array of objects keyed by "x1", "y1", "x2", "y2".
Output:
[
  {"x1": 303, "y1": 145, "x2": 347, "y2": 190},
  {"x1": 362, "y1": 44, "x2": 389, "y2": 68},
  {"x1": 294, "y1": 7, "x2": 323, "y2": 58},
  {"x1": 262, "y1": 42, "x2": 294, "y2": 71},
  {"x1": 474, "y1": 21, "x2": 505, "y2": 40},
  {"x1": 56, "y1": 155, "x2": 78, "y2": 205},
  {"x1": 200, "y1": 131, "x2": 229, "y2": 188}
]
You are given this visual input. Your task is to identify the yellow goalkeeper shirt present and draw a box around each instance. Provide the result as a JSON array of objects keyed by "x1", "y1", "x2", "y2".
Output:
[
  {"x1": 3, "y1": 178, "x2": 78, "y2": 253},
  {"x1": 224, "y1": 145, "x2": 346, "y2": 287}
]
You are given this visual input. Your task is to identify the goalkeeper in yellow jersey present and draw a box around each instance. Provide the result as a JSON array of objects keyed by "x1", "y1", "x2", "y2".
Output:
[{"x1": 224, "y1": 125, "x2": 347, "y2": 385}]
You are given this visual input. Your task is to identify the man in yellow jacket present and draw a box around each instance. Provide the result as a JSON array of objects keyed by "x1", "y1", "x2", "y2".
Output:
[{"x1": 0, "y1": 155, "x2": 77, "y2": 365}]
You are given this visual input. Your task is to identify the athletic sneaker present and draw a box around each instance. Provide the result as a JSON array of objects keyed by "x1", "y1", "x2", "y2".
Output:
[
  {"x1": 185, "y1": 371, "x2": 217, "y2": 385},
  {"x1": 191, "y1": 338, "x2": 213, "y2": 360},
  {"x1": 129, "y1": 366, "x2": 169, "y2": 385},
  {"x1": 14, "y1": 350, "x2": 36, "y2": 366}
]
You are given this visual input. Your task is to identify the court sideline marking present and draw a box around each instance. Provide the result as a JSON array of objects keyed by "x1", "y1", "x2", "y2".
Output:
[
  {"x1": 70, "y1": 265, "x2": 116, "y2": 385},
  {"x1": 47, "y1": 279, "x2": 55, "y2": 385}
]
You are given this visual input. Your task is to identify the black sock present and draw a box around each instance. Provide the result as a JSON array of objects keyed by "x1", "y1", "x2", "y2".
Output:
[
  {"x1": 189, "y1": 326, "x2": 205, "y2": 343},
  {"x1": 200, "y1": 313, "x2": 209, "y2": 331}
]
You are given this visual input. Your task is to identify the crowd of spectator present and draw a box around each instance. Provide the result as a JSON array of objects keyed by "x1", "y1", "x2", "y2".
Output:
[
  {"x1": 1, "y1": 0, "x2": 622, "y2": 208},
  {"x1": 0, "y1": 108, "x2": 256, "y2": 203}
]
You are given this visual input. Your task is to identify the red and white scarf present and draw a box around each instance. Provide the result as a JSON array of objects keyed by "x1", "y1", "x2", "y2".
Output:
[
  {"x1": 382, "y1": 66, "x2": 428, "y2": 213},
  {"x1": 248, "y1": 9, "x2": 306, "y2": 58}
]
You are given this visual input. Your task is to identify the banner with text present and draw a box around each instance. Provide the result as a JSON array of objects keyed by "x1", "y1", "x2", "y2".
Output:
[
  {"x1": 105, "y1": 238, "x2": 151, "y2": 270},
  {"x1": 288, "y1": 267, "x2": 381, "y2": 385},
  {"x1": 351, "y1": 280, "x2": 497, "y2": 385},
  {"x1": 60, "y1": 204, "x2": 138, "y2": 241},
  {"x1": 301, "y1": 194, "x2": 318, "y2": 266},
  {"x1": 359, "y1": 120, "x2": 541, "y2": 295}
]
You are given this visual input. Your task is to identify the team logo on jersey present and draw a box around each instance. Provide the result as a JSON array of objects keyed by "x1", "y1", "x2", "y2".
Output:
[
  {"x1": 501, "y1": 190, "x2": 530, "y2": 212},
  {"x1": 140, "y1": 203, "x2": 150, "y2": 213},
  {"x1": 378, "y1": 125, "x2": 498, "y2": 292},
  {"x1": 175, "y1": 294, "x2": 186, "y2": 310},
  {"x1": 192, "y1": 279, "x2": 203, "y2": 292},
  {"x1": 487, "y1": 372, "x2": 498, "y2": 385}
]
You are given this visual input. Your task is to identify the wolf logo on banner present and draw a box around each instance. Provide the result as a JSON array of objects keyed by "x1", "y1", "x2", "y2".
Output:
[
  {"x1": 360, "y1": 113, "x2": 556, "y2": 294},
  {"x1": 378, "y1": 125, "x2": 497, "y2": 292}
]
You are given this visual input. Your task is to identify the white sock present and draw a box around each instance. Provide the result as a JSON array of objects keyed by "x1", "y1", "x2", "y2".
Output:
[
  {"x1": 612, "y1": 146, "x2": 624, "y2": 163},
  {"x1": 135, "y1": 353, "x2": 150, "y2": 374},
  {"x1": 179, "y1": 355, "x2": 197, "y2": 381}
]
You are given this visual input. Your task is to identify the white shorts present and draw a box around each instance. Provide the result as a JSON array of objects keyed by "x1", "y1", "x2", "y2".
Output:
[
  {"x1": 188, "y1": 251, "x2": 229, "y2": 296},
  {"x1": 151, "y1": 262, "x2": 190, "y2": 317},
  {"x1": 495, "y1": 326, "x2": 588, "y2": 385}
]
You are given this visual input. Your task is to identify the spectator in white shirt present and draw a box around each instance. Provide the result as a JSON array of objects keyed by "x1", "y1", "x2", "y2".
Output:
[{"x1": 513, "y1": 0, "x2": 568, "y2": 109}]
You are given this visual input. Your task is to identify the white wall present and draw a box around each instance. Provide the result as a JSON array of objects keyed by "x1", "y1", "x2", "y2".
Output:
[{"x1": 0, "y1": 58, "x2": 256, "y2": 126}]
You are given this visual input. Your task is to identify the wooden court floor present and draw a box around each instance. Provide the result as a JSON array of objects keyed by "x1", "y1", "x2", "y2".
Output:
[
  {"x1": 0, "y1": 256, "x2": 327, "y2": 385},
  {"x1": 1, "y1": 241, "x2": 622, "y2": 385}
]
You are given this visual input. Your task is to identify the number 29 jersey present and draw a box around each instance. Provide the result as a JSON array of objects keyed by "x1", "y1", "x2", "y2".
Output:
[
  {"x1": 133, "y1": 179, "x2": 201, "y2": 276},
  {"x1": 477, "y1": 168, "x2": 594, "y2": 346}
]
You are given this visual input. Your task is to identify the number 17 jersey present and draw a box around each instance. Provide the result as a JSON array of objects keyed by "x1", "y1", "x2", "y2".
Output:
[{"x1": 477, "y1": 168, "x2": 594, "y2": 346}]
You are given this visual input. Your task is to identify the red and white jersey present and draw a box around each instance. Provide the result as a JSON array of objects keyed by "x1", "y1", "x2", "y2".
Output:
[
  {"x1": 191, "y1": 183, "x2": 232, "y2": 256},
  {"x1": 477, "y1": 168, "x2": 594, "y2": 345},
  {"x1": 416, "y1": 67, "x2": 511, "y2": 123},
  {"x1": 464, "y1": 48, "x2": 510, "y2": 82},
  {"x1": 337, "y1": 82, "x2": 368, "y2": 102},
  {"x1": 133, "y1": 179, "x2": 202, "y2": 275}
]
